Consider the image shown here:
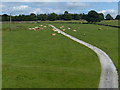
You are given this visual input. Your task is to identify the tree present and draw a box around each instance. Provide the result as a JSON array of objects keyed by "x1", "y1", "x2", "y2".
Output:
[
  {"x1": 81, "y1": 13, "x2": 87, "y2": 20},
  {"x1": 79, "y1": 14, "x2": 83, "y2": 19},
  {"x1": 2, "y1": 14, "x2": 9, "y2": 21},
  {"x1": 85, "y1": 10, "x2": 100, "y2": 23},
  {"x1": 64, "y1": 14, "x2": 72, "y2": 20},
  {"x1": 37, "y1": 14, "x2": 47, "y2": 21},
  {"x1": 106, "y1": 14, "x2": 113, "y2": 20},
  {"x1": 64, "y1": 11, "x2": 69, "y2": 14},
  {"x1": 20, "y1": 14, "x2": 26, "y2": 21},
  {"x1": 57, "y1": 14, "x2": 63, "y2": 20},
  {"x1": 29, "y1": 13, "x2": 37, "y2": 21},
  {"x1": 115, "y1": 15, "x2": 120, "y2": 19},
  {"x1": 0, "y1": 15, "x2": 2, "y2": 21},
  {"x1": 99, "y1": 13, "x2": 104, "y2": 20},
  {"x1": 73, "y1": 14, "x2": 80, "y2": 20},
  {"x1": 47, "y1": 13, "x2": 57, "y2": 21},
  {"x1": 63, "y1": 11, "x2": 72, "y2": 20}
]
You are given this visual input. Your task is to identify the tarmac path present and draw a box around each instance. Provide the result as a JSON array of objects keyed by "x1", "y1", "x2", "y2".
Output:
[{"x1": 49, "y1": 24, "x2": 118, "y2": 88}]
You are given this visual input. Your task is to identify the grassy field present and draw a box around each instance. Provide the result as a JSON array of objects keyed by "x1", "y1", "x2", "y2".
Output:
[
  {"x1": 96, "y1": 20, "x2": 118, "y2": 26},
  {"x1": 2, "y1": 21, "x2": 118, "y2": 88},
  {"x1": 41, "y1": 20, "x2": 87, "y2": 23},
  {"x1": 53, "y1": 23, "x2": 118, "y2": 67},
  {"x1": 0, "y1": 22, "x2": 2, "y2": 89},
  {"x1": 41, "y1": 20, "x2": 119, "y2": 26}
]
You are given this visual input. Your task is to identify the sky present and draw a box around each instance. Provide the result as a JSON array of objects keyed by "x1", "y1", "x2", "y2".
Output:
[
  {"x1": 0, "y1": 1, "x2": 119, "y2": 18},
  {"x1": 1, "y1": 0, "x2": 120, "y2": 2}
]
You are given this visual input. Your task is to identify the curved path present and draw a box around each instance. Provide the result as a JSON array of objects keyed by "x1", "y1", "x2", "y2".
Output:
[{"x1": 49, "y1": 24, "x2": 118, "y2": 88}]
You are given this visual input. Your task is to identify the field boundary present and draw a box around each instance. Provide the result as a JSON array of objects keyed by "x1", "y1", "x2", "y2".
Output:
[
  {"x1": 93, "y1": 23, "x2": 120, "y2": 28},
  {"x1": 2, "y1": 21, "x2": 119, "y2": 28},
  {"x1": 49, "y1": 24, "x2": 118, "y2": 88}
]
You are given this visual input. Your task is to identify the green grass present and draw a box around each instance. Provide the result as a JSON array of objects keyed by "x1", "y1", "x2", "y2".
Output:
[
  {"x1": 96, "y1": 20, "x2": 118, "y2": 26},
  {"x1": 0, "y1": 22, "x2": 2, "y2": 89},
  {"x1": 52, "y1": 23, "x2": 118, "y2": 68},
  {"x1": 2, "y1": 21, "x2": 118, "y2": 88},
  {"x1": 41, "y1": 20, "x2": 87, "y2": 23},
  {"x1": 40, "y1": 20, "x2": 118, "y2": 26}
]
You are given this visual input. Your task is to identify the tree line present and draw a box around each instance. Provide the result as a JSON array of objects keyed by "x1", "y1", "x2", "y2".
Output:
[{"x1": 1, "y1": 10, "x2": 120, "y2": 23}]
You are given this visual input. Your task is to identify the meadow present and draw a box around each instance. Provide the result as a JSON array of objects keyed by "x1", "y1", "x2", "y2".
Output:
[
  {"x1": 96, "y1": 20, "x2": 118, "y2": 26},
  {"x1": 52, "y1": 22, "x2": 118, "y2": 67},
  {"x1": 2, "y1": 20, "x2": 118, "y2": 88}
]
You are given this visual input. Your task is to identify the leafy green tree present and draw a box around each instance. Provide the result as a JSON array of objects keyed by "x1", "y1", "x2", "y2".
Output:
[
  {"x1": 99, "y1": 13, "x2": 104, "y2": 20},
  {"x1": 2, "y1": 14, "x2": 9, "y2": 21},
  {"x1": 63, "y1": 11, "x2": 72, "y2": 20},
  {"x1": 115, "y1": 15, "x2": 120, "y2": 19},
  {"x1": 57, "y1": 14, "x2": 65, "y2": 20},
  {"x1": 37, "y1": 14, "x2": 47, "y2": 21},
  {"x1": 105, "y1": 14, "x2": 113, "y2": 20},
  {"x1": 20, "y1": 14, "x2": 26, "y2": 21},
  {"x1": 0, "y1": 15, "x2": 2, "y2": 21},
  {"x1": 79, "y1": 14, "x2": 83, "y2": 19},
  {"x1": 64, "y1": 14, "x2": 72, "y2": 20},
  {"x1": 85, "y1": 10, "x2": 100, "y2": 23},
  {"x1": 81, "y1": 13, "x2": 87, "y2": 20},
  {"x1": 47, "y1": 13, "x2": 57, "y2": 21},
  {"x1": 64, "y1": 11, "x2": 69, "y2": 14},
  {"x1": 73, "y1": 14, "x2": 80, "y2": 20},
  {"x1": 12, "y1": 16, "x2": 19, "y2": 21},
  {"x1": 30, "y1": 13, "x2": 37, "y2": 21}
]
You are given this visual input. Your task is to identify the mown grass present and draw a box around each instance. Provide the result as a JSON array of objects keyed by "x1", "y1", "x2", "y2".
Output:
[
  {"x1": 2, "y1": 23, "x2": 101, "y2": 88},
  {"x1": 0, "y1": 22, "x2": 2, "y2": 89},
  {"x1": 41, "y1": 20, "x2": 87, "y2": 24},
  {"x1": 96, "y1": 20, "x2": 118, "y2": 26},
  {"x1": 41, "y1": 20, "x2": 118, "y2": 26},
  {"x1": 52, "y1": 23, "x2": 118, "y2": 69},
  {"x1": 53, "y1": 23, "x2": 119, "y2": 87}
]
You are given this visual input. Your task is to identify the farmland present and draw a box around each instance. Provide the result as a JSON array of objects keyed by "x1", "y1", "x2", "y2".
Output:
[
  {"x1": 96, "y1": 20, "x2": 118, "y2": 26},
  {"x1": 2, "y1": 20, "x2": 118, "y2": 88},
  {"x1": 52, "y1": 22, "x2": 118, "y2": 67}
]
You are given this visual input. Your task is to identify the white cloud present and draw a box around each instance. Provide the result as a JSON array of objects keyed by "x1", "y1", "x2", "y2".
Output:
[
  {"x1": 13, "y1": 5, "x2": 29, "y2": 11},
  {"x1": 2, "y1": 4, "x2": 64, "y2": 15},
  {"x1": 1, "y1": 2, "x2": 118, "y2": 18},
  {"x1": 30, "y1": 8, "x2": 43, "y2": 14},
  {"x1": 66, "y1": 2, "x2": 89, "y2": 9},
  {"x1": 0, "y1": 4, "x2": 3, "y2": 11},
  {"x1": 99, "y1": 9, "x2": 117, "y2": 14},
  {"x1": 2, "y1": 4, "x2": 31, "y2": 15},
  {"x1": 30, "y1": 8, "x2": 64, "y2": 14},
  {"x1": 1, "y1": 2, "x2": 65, "y2": 14},
  {"x1": 44, "y1": 8, "x2": 64, "y2": 14},
  {"x1": 98, "y1": 9, "x2": 118, "y2": 18},
  {"x1": 0, "y1": 4, "x2": 4, "y2": 8}
]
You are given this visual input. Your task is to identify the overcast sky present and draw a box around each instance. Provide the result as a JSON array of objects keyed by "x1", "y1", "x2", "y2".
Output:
[{"x1": 1, "y1": 1, "x2": 119, "y2": 18}]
